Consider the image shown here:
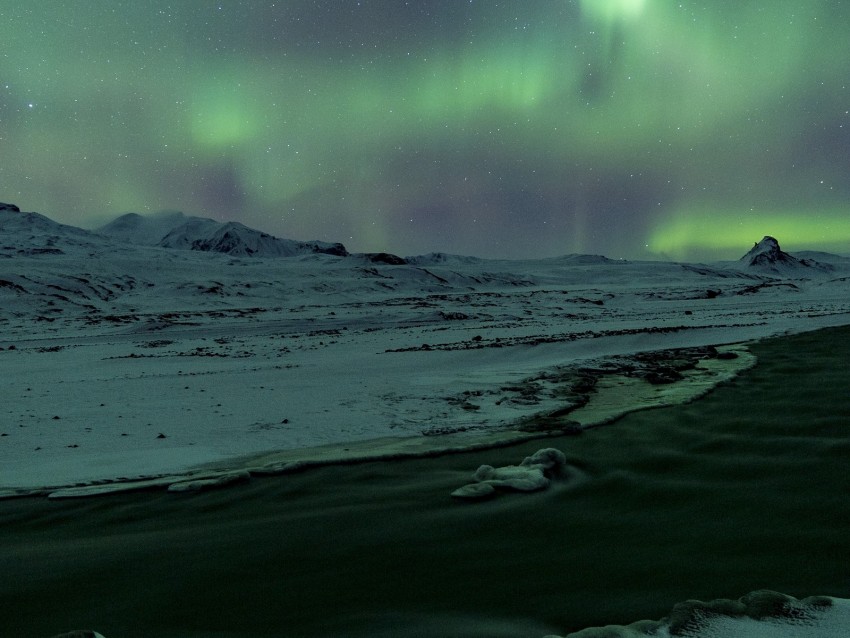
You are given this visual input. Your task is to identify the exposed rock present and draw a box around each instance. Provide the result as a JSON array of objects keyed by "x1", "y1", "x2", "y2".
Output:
[
  {"x1": 0, "y1": 202, "x2": 21, "y2": 212},
  {"x1": 160, "y1": 220, "x2": 349, "y2": 258},
  {"x1": 740, "y1": 236, "x2": 794, "y2": 267},
  {"x1": 405, "y1": 252, "x2": 483, "y2": 266},
  {"x1": 362, "y1": 252, "x2": 407, "y2": 265},
  {"x1": 309, "y1": 240, "x2": 348, "y2": 257},
  {"x1": 439, "y1": 311, "x2": 469, "y2": 321},
  {"x1": 644, "y1": 367, "x2": 684, "y2": 385}
]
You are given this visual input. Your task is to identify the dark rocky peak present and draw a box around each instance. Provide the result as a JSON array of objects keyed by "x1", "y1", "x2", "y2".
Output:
[
  {"x1": 740, "y1": 236, "x2": 796, "y2": 267},
  {"x1": 739, "y1": 236, "x2": 832, "y2": 274},
  {"x1": 0, "y1": 202, "x2": 21, "y2": 212}
]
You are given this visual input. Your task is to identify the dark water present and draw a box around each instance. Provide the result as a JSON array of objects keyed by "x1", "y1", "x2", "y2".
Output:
[{"x1": 3, "y1": 326, "x2": 850, "y2": 637}]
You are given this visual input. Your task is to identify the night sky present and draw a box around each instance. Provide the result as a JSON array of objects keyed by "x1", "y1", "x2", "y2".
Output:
[{"x1": 3, "y1": 1, "x2": 850, "y2": 260}]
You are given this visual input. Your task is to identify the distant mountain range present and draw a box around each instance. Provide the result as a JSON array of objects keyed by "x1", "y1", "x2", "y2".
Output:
[
  {"x1": 0, "y1": 202, "x2": 846, "y2": 274},
  {"x1": 3, "y1": 200, "x2": 850, "y2": 332},
  {"x1": 97, "y1": 211, "x2": 349, "y2": 258}
]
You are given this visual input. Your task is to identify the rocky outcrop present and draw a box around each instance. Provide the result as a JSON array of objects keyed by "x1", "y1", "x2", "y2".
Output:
[
  {"x1": 362, "y1": 252, "x2": 407, "y2": 265},
  {"x1": 739, "y1": 236, "x2": 832, "y2": 275}
]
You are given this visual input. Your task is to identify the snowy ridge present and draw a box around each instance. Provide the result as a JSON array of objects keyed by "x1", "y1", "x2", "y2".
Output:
[
  {"x1": 0, "y1": 206, "x2": 110, "y2": 255},
  {"x1": 96, "y1": 210, "x2": 190, "y2": 245},
  {"x1": 405, "y1": 252, "x2": 485, "y2": 266},
  {"x1": 100, "y1": 211, "x2": 349, "y2": 258}
]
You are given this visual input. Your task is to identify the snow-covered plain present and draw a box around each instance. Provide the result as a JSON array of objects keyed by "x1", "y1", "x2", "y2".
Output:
[{"x1": 2, "y1": 205, "x2": 850, "y2": 495}]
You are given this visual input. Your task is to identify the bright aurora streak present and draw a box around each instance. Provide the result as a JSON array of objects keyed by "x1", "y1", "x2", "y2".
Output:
[{"x1": 2, "y1": 1, "x2": 849, "y2": 259}]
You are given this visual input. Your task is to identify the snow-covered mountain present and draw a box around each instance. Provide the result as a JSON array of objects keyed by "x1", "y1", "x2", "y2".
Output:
[
  {"x1": 0, "y1": 202, "x2": 110, "y2": 256},
  {"x1": 739, "y1": 235, "x2": 833, "y2": 275},
  {"x1": 96, "y1": 210, "x2": 190, "y2": 246},
  {"x1": 159, "y1": 219, "x2": 348, "y2": 257},
  {"x1": 99, "y1": 211, "x2": 349, "y2": 258}
]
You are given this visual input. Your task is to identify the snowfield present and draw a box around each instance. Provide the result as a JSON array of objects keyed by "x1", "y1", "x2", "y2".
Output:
[{"x1": 1, "y1": 206, "x2": 849, "y2": 495}]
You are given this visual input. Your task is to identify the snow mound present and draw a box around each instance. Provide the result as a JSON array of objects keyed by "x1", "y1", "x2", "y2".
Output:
[
  {"x1": 472, "y1": 463, "x2": 549, "y2": 491},
  {"x1": 451, "y1": 448, "x2": 568, "y2": 500},
  {"x1": 522, "y1": 447, "x2": 569, "y2": 473},
  {"x1": 557, "y1": 590, "x2": 847, "y2": 638}
]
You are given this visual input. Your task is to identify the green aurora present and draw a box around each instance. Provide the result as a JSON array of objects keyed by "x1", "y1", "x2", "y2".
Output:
[{"x1": 2, "y1": 1, "x2": 849, "y2": 259}]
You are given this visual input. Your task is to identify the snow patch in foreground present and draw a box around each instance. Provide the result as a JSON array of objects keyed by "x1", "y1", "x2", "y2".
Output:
[
  {"x1": 551, "y1": 591, "x2": 850, "y2": 638},
  {"x1": 451, "y1": 448, "x2": 572, "y2": 500}
]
